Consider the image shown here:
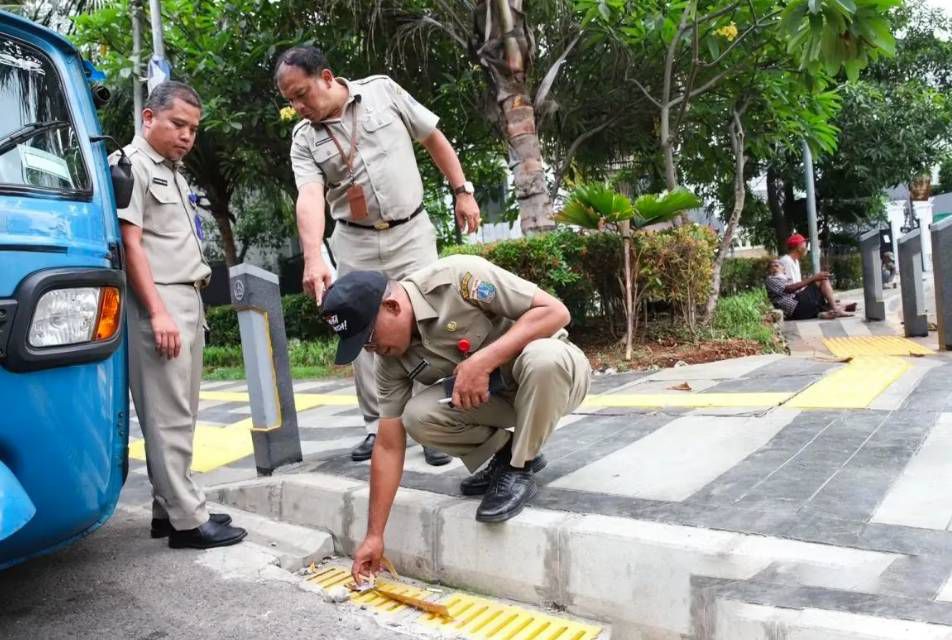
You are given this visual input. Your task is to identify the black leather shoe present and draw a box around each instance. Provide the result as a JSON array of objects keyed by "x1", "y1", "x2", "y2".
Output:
[
  {"x1": 151, "y1": 513, "x2": 232, "y2": 538},
  {"x1": 460, "y1": 454, "x2": 547, "y2": 496},
  {"x1": 351, "y1": 434, "x2": 376, "y2": 462},
  {"x1": 475, "y1": 466, "x2": 538, "y2": 523},
  {"x1": 424, "y1": 447, "x2": 452, "y2": 466},
  {"x1": 168, "y1": 519, "x2": 247, "y2": 549}
]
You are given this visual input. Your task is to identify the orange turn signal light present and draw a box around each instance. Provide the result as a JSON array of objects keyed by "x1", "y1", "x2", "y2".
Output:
[{"x1": 94, "y1": 287, "x2": 121, "y2": 341}]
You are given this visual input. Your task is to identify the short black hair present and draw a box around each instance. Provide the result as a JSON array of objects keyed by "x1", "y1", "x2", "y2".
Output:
[
  {"x1": 144, "y1": 81, "x2": 202, "y2": 113},
  {"x1": 274, "y1": 46, "x2": 331, "y2": 83}
]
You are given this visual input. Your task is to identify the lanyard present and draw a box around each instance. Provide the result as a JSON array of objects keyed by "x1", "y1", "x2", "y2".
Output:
[{"x1": 322, "y1": 102, "x2": 358, "y2": 182}]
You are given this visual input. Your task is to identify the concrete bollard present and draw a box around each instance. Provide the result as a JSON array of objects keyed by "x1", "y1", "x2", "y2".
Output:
[
  {"x1": 931, "y1": 216, "x2": 952, "y2": 351},
  {"x1": 898, "y1": 229, "x2": 929, "y2": 338},
  {"x1": 860, "y1": 229, "x2": 886, "y2": 321},
  {"x1": 229, "y1": 264, "x2": 303, "y2": 475}
]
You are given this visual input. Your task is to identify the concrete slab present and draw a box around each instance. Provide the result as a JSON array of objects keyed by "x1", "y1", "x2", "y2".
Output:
[
  {"x1": 645, "y1": 355, "x2": 784, "y2": 382},
  {"x1": 548, "y1": 410, "x2": 798, "y2": 501},
  {"x1": 872, "y1": 413, "x2": 952, "y2": 530}
]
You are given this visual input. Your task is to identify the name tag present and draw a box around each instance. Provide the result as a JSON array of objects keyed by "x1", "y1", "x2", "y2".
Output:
[{"x1": 152, "y1": 177, "x2": 169, "y2": 186}]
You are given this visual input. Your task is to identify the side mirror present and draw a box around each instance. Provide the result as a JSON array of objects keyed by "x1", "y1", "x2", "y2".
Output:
[
  {"x1": 110, "y1": 151, "x2": 134, "y2": 209},
  {"x1": 90, "y1": 135, "x2": 135, "y2": 209}
]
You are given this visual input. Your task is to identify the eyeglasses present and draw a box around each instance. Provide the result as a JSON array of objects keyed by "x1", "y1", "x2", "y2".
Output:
[{"x1": 364, "y1": 327, "x2": 377, "y2": 352}]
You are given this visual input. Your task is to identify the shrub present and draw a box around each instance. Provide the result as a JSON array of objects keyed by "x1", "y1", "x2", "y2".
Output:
[
  {"x1": 205, "y1": 292, "x2": 333, "y2": 347},
  {"x1": 711, "y1": 289, "x2": 781, "y2": 351}
]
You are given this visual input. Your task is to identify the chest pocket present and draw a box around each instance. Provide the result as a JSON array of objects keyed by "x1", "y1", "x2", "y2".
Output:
[
  {"x1": 147, "y1": 182, "x2": 187, "y2": 233},
  {"x1": 426, "y1": 309, "x2": 494, "y2": 362},
  {"x1": 362, "y1": 110, "x2": 396, "y2": 134},
  {"x1": 311, "y1": 139, "x2": 344, "y2": 185}
]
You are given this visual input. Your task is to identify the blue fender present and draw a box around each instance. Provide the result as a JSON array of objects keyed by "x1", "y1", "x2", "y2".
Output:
[{"x1": 0, "y1": 462, "x2": 35, "y2": 543}]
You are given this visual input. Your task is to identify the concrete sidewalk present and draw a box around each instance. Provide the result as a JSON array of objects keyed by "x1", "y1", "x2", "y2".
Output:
[{"x1": 119, "y1": 335, "x2": 952, "y2": 639}]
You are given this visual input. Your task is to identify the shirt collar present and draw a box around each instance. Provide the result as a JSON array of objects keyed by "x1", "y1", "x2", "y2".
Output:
[
  {"x1": 131, "y1": 135, "x2": 179, "y2": 169},
  {"x1": 403, "y1": 281, "x2": 439, "y2": 323},
  {"x1": 318, "y1": 78, "x2": 363, "y2": 124}
]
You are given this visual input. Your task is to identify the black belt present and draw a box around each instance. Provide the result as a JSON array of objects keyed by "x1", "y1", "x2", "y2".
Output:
[{"x1": 337, "y1": 204, "x2": 423, "y2": 231}]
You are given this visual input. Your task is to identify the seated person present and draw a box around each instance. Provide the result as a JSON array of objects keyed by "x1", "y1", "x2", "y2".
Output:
[
  {"x1": 765, "y1": 259, "x2": 854, "y2": 320},
  {"x1": 319, "y1": 256, "x2": 591, "y2": 583}
]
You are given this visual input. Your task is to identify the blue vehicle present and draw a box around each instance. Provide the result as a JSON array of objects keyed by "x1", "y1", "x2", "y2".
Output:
[{"x1": 0, "y1": 10, "x2": 134, "y2": 569}]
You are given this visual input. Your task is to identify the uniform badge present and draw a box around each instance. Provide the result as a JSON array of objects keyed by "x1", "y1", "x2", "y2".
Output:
[
  {"x1": 152, "y1": 177, "x2": 168, "y2": 186},
  {"x1": 475, "y1": 282, "x2": 497, "y2": 303},
  {"x1": 459, "y1": 273, "x2": 474, "y2": 301},
  {"x1": 446, "y1": 321, "x2": 458, "y2": 332}
]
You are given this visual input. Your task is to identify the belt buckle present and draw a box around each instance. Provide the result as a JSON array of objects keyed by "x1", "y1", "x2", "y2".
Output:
[{"x1": 373, "y1": 221, "x2": 390, "y2": 230}]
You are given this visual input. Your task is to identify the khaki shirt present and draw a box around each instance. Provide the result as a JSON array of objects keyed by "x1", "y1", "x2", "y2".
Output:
[
  {"x1": 112, "y1": 136, "x2": 211, "y2": 285},
  {"x1": 289, "y1": 75, "x2": 439, "y2": 225},
  {"x1": 377, "y1": 255, "x2": 569, "y2": 419}
]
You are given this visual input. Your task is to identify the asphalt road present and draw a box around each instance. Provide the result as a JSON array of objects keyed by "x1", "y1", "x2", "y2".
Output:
[{"x1": 0, "y1": 499, "x2": 417, "y2": 640}]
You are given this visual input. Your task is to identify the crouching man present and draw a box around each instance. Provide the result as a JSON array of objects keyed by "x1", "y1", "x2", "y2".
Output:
[{"x1": 320, "y1": 255, "x2": 590, "y2": 581}]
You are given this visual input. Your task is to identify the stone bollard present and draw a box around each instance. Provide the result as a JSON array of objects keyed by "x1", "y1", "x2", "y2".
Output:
[
  {"x1": 860, "y1": 229, "x2": 886, "y2": 321},
  {"x1": 229, "y1": 264, "x2": 303, "y2": 475},
  {"x1": 931, "y1": 216, "x2": 952, "y2": 351},
  {"x1": 898, "y1": 229, "x2": 929, "y2": 338}
]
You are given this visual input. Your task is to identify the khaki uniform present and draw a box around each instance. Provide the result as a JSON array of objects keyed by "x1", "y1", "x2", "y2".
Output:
[
  {"x1": 377, "y1": 255, "x2": 592, "y2": 471},
  {"x1": 113, "y1": 135, "x2": 211, "y2": 530},
  {"x1": 290, "y1": 76, "x2": 442, "y2": 434}
]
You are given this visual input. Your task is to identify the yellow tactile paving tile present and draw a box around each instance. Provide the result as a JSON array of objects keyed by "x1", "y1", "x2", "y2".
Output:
[
  {"x1": 788, "y1": 356, "x2": 910, "y2": 409},
  {"x1": 308, "y1": 566, "x2": 602, "y2": 639},
  {"x1": 199, "y1": 390, "x2": 357, "y2": 409},
  {"x1": 824, "y1": 336, "x2": 934, "y2": 358},
  {"x1": 419, "y1": 593, "x2": 602, "y2": 640},
  {"x1": 129, "y1": 421, "x2": 253, "y2": 472},
  {"x1": 582, "y1": 392, "x2": 792, "y2": 409}
]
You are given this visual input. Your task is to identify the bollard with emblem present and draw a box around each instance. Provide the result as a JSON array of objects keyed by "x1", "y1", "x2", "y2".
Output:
[
  {"x1": 898, "y1": 229, "x2": 929, "y2": 338},
  {"x1": 931, "y1": 216, "x2": 952, "y2": 350},
  {"x1": 860, "y1": 229, "x2": 886, "y2": 321},
  {"x1": 229, "y1": 264, "x2": 303, "y2": 475}
]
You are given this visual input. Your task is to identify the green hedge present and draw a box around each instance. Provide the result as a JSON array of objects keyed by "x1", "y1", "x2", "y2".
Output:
[
  {"x1": 719, "y1": 254, "x2": 863, "y2": 296},
  {"x1": 206, "y1": 293, "x2": 334, "y2": 347}
]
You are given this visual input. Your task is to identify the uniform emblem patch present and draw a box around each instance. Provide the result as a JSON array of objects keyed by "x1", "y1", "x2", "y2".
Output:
[
  {"x1": 459, "y1": 273, "x2": 474, "y2": 300},
  {"x1": 475, "y1": 282, "x2": 496, "y2": 303}
]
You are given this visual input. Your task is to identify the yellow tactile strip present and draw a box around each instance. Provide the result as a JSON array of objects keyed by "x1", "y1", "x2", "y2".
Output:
[
  {"x1": 824, "y1": 336, "x2": 933, "y2": 358},
  {"x1": 788, "y1": 356, "x2": 910, "y2": 409},
  {"x1": 307, "y1": 566, "x2": 602, "y2": 639}
]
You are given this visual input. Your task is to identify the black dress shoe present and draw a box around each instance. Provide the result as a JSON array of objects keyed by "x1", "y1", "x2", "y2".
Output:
[
  {"x1": 168, "y1": 519, "x2": 247, "y2": 549},
  {"x1": 460, "y1": 453, "x2": 547, "y2": 496},
  {"x1": 151, "y1": 513, "x2": 232, "y2": 539},
  {"x1": 423, "y1": 447, "x2": 452, "y2": 466},
  {"x1": 351, "y1": 434, "x2": 376, "y2": 461},
  {"x1": 475, "y1": 466, "x2": 538, "y2": 523}
]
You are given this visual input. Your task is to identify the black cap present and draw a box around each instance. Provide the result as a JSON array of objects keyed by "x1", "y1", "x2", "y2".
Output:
[{"x1": 321, "y1": 271, "x2": 388, "y2": 365}]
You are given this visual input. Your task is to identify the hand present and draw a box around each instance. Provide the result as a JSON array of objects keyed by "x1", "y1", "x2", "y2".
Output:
[
  {"x1": 454, "y1": 193, "x2": 481, "y2": 235},
  {"x1": 451, "y1": 355, "x2": 492, "y2": 410},
  {"x1": 351, "y1": 535, "x2": 384, "y2": 585},
  {"x1": 303, "y1": 258, "x2": 333, "y2": 304},
  {"x1": 813, "y1": 271, "x2": 831, "y2": 282},
  {"x1": 150, "y1": 310, "x2": 181, "y2": 360}
]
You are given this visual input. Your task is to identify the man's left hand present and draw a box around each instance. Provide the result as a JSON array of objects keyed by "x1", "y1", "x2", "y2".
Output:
[
  {"x1": 452, "y1": 355, "x2": 492, "y2": 410},
  {"x1": 455, "y1": 194, "x2": 481, "y2": 235}
]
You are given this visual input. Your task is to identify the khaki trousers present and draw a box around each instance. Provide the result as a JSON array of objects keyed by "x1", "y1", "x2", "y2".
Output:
[
  {"x1": 402, "y1": 338, "x2": 592, "y2": 472},
  {"x1": 127, "y1": 283, "x2": 209, "y2": 530},
  {"x1": 329, "y1": 213, "x2": 438, "y2": 435}
]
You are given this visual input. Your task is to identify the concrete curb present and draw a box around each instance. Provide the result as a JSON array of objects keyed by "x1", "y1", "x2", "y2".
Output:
[{"x1": 207, "y1": 473, "x2": 936, "y2": 640}]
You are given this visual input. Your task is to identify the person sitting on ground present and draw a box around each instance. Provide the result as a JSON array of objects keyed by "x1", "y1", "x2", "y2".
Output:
[
  {"x1": 322, "y1": 256, "x2": 591, "y2": 583},
  {"x1": 765, "y1": 259, "x2": 853, "y2": 320}
]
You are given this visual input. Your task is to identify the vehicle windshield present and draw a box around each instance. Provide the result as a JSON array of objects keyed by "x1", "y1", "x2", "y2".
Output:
[{"x1": 0, "y1": 36, "x2": 90, "y2": 195}]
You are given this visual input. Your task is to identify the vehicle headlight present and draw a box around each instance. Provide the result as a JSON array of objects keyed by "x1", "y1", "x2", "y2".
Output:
[{"x1": 28, "y1": 286, "x2": 121, "y2": 348}]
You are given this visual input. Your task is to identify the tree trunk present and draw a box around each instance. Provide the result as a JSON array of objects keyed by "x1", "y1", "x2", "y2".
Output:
[
  {"x1": 621, "y1": 221, "x2": 634, "y2": 360},
  {"x1": 211, "y1": 206, "x2": 238, "y2": 267},
  {"x1": 704, "y1": 107, "x2": 747, "y2": 321},
  {"x1": 476, "y1": 0, "x2": 554, "y2": 234},
  {"x1": 766, "y1": 166, "x2": 788, "y2": 254}
]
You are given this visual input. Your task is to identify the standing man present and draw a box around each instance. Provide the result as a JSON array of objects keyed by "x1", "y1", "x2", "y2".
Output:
[
  {"x1": 275, "y1": 46, "x2": 480, "y2": 465},
  {"x1": 321, "y1": 255, "x2": 591, "y2": 582},
  {"x1": 115, "y1": 81, "x2": 246, "y2": 549}
]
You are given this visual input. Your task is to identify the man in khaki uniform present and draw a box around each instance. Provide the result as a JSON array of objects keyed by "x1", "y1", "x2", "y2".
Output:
[
  {"x1": 274, "y1": 46, "x2": 480, "y2": 465},
  {"x1": 116, "y1": 81, "x2": 246, "y2": 549},
  {"x1": 318, "y1": 256, "x2": 591, "y2": 581}
]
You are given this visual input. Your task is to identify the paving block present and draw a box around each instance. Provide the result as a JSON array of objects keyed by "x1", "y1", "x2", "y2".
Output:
[{"x1": 788, "y1": 356, "x2": 909, "y2": 409}]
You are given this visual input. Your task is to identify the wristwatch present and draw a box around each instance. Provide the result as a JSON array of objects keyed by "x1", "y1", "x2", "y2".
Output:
[{"x1": 452, "y1": 181, "x2": 475, "y2": 197}]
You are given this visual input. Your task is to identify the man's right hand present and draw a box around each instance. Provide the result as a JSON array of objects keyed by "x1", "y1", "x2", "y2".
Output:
[
  {"x1": 303, "y1": 258, "x2": 333, "y2": 303},
  {"x1": 150, "y1": 310, "x2": 181, "y2": 359},
  {"x1": 351, "y1": 535, "x2": 385, "y2": 584},
  {"x1": 812, "y1": 271, "x2": 831, "y2": 282}
]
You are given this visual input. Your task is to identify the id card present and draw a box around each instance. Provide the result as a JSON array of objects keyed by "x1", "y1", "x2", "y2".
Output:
[{"x1": 347, "y1": 183, "x2": 368, "y2": 221}]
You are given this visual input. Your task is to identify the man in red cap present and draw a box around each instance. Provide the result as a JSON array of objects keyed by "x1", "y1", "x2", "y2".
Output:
[{"x1": 767, "y1": 234, "x2": 854, "y2": 320}]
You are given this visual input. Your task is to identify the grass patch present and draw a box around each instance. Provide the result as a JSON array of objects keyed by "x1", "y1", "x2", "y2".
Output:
[
  {"x1": 710, "y1": 290, "x2": 782, "y2": 351},
  {"x1": 203, "y1": 338, "x2": 350, "y2": 381}
]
